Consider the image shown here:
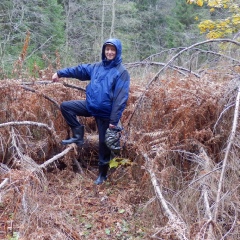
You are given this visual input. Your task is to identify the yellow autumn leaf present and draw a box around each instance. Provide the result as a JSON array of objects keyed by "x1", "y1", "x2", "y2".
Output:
[
  {"x1": 208, "y1": 0, "x2": 219, "y2": 7},
  {"x1": 109, "y1": 158, "x2": 119, "y2": 168},
  {"x1": 196, "y1": 0, "x2": 204, "y2": 6},
  {"x1": 206, "y1": 30, "x2": 222, "y2": 39},
  {"x1": 109, "y1": 157, "x2": 132, "y2": 168},
  {"x1": 187, "y1": 0, "x2": 239, "y2": 38},
  {"x1": 232, "y1": 14, "x2": 240, "y2": 25}
]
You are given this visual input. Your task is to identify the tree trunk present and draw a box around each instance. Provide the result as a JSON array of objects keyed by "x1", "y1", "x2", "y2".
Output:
[{"x1": 110, "y1": 0, "x2": 116, "y2": 38}]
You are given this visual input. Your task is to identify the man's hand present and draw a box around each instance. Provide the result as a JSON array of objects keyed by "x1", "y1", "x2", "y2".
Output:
[{"x1": 52, "y1": 72, "x2": 60, "y2": 82}]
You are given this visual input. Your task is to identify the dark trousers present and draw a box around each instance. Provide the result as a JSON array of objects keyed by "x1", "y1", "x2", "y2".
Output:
[{"x1": 60, "y1": 100, "x2": 111, "y2": 165}]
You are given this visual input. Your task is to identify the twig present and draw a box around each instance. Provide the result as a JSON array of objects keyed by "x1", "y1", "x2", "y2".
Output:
[
  {"x1": 126, "y1": 61, "x2": 200, "y2": 78},
  {"x1": 151, "y1": 39, "x2": 240, "y2": 84},
  {"x1": 0, "y1": 163, "x2": 10, "y2": 174},
  {"x1": 0, "y1": 121, "x2": 59, "y2": 144},
  {"x1": 220, "y1": 202, "x2": 237, "y2": 240},
  {"x1": 199, "y1": 147, "x2": 215, "y2": 239},
  {"x1": 73, "y1": 158, "x2": 84, "y2": 174},
  {"x1": 10, "y1": 127, "x2": 47, "y2": 186},
  {"x1": 63, "y1": 82, "x2": 86, "y2": 92},
  {"x1": 143, "y1": 155, "x2": 173, "y2": 218},
  {"x1": 11, "y1": 127, "x2": 40, "y2": 170},
  {"x1": 25, "y1": 36, "x2": 54, "y2": 60},
  {"x1": 198, "y1": 147, "x2": 213, "y2": 219},
  {"x1": 0, "y1": 178, "x2": 9, "y2": 189},
  {"x1": 39, "y1": 144, "x2": 76, "y2": 169},
  {"x1": 190, "y1": 47, "x2": 240, "y2": 64},
  {"x1": 21, "y1": 80, "x2": 53, "y2": 85},
  {"x1": 21, "y1": 85, "x2": 60, "y2": 109},
  {"x1": 213, "y1": 103, "x2": 235, "y2": 133},
  {"x1": 185, "y1": 166, "x2": 222, "y2": 189},
  {"x1": 140, "y1": 45, "x2": 240, "y2": 64},
  {"x1": 214, "y1": 85, "x2": 240, "y2": 221},
  {"x1": 143, "y1": 153, "x2": 188, "y2": 240}
]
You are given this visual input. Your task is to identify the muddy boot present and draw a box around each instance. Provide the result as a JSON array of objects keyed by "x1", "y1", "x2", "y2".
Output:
[
  {"x1": 94, "y1": 164, "x2": 109, "y2": 185},
  {"x1": 62, "y1": 125, "x2": 84, "y2": 145}
]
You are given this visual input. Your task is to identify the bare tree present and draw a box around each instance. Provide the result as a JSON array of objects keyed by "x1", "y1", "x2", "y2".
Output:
[{"x1": 110, "y1": 0, "x2": 116, "y2": 38}]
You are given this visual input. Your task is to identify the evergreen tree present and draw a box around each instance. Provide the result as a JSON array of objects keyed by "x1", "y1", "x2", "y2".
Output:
[
  {"x1": 0, "y1": 0, "x2": 217, "y2": 75},
  {"x1": 0, "y1": 0, "x2": 65, "y2": 77}
]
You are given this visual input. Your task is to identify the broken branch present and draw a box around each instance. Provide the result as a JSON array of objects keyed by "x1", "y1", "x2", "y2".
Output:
[
  {"x1": 214, "y1": 85, "x2": 240, "y2": 220},
  {"x1": 39, "y1": 144, "x2": 76, "y2": 169}
]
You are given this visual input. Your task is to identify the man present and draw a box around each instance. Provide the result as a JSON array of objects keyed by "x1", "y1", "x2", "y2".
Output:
[{"x1": 52, "y1": 38, "x2": 130, "y2": 185}]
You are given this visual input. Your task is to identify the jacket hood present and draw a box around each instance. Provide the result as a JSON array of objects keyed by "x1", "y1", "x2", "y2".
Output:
[{"x1": 102, "y1": 38, "x2": 122, "y2": 67}]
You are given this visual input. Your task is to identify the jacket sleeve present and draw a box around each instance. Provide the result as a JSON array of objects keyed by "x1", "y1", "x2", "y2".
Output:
[
  {"x1": 110, "y1": 69, "x2": 130, "y2": 125},
  {"x1": 57, "y1": 64, "x2": 93, "y2": 80}
]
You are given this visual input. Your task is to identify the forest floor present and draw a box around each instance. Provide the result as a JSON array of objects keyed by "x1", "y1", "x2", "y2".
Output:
[
  {"x1": 43, "y1": 164, "x2": 152, "y2": 240},
  {"x1": 0, "y1": 79, "x2": 157, "y2": 240},
  {"x1": 1, "y1": 62, "x2": 240, "y2": 239},
  {"x1": 2, "y1": 160, "x2": 155, "y2": 240}
]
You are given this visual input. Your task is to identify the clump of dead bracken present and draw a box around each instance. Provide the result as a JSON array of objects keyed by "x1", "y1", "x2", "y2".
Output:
[{"x1": 1, "y1": 38, "x2": 240, "y2": 240}]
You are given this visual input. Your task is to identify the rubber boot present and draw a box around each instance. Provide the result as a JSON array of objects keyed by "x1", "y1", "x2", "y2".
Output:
[
  {"x1": 94, "y1": 164, "x2": 109, "y2": 185},
  {"x1": 62, "y1": 126, "x2": 84, "y2": 145}
]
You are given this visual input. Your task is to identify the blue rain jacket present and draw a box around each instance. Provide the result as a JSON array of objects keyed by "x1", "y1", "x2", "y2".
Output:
[{"x1": 57, "y1": 38, "x2": 130, "y2": 125}]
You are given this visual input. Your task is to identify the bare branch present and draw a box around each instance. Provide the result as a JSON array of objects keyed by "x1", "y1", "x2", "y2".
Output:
[
  {"x1": 126, "y1": 61, "x2": 200, "y2": 78},
  {"x1": 73, "y1": 157, "x2": 84, "y2": 174},
  {"x1": 21, "y1": 81, "x2": 53, "y2": 85},
  {"x1": 143, "y1": 154, "x2": 174, "y2": 219},
  {"x1": 220, "y1": 203, "x2": 237, "y2": 240},
  {"x1": 0, "y1": 121, "x2": 59, "y2": 143},
  {"x1": 214, "y1": 85, "x2": 240, "y2": 220},
  {"x1": 39, "y1": 144, "x2": 76, "y2": 169},
  {"x1": 62, "y1": 82, "x2": 86, "y2": 92},
  {"x1": 0, "y1": 178, "x2": 9, "y2": 189},
  {"x1": 11, "y1": 127, "x2": 39, "y2": 169},
  {"x1": 199, "y1": 147, "x2": 215, "y2": 239},
  {"x1": 143, "y1": 154, "x2": 188, "y2": 240},
  {"x1": 127, "y1": 39, "x2": 240, "y2": 127},
  {"x1": 150, "y1": 39, "x2": 240, "y2": 87},
  {"x1": 21, "y1": 85, "x2": 60, "y2": 109},
  {"x1": 213, "y1": 103, "x2": 235, "y2": 133}
]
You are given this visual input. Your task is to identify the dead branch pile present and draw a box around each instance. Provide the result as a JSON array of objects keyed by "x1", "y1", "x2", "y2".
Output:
[
  {"x1": 0, "y1": 39, "x2": 240, "y2": 239},
  {"x1": 127, "y1": 74, "x2": 237, "y2": 239},
  {"x1": 125, "y1": 39, "x2": 240, "y2": 239}
]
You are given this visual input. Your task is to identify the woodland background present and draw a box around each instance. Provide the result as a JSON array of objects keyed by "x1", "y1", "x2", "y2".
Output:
[
  {"x1": 1, "y1": 0, "x2": 240, "y2": 240},
  {"x1": 1, "y1": 0, "x2": 209, "y2": 76}
]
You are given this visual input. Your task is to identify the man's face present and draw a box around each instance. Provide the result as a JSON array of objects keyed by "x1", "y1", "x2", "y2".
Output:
[{"x1": 105, "y1": 44, "x2": 116, "y2": 60}]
